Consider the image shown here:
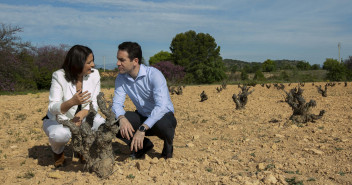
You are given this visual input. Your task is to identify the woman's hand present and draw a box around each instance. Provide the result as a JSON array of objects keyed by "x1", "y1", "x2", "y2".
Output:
[
  {"x1": 60, "y1": 90, "x2": 91, "y2": 114},
  {"x1": 72, "y1": 109, "x2": 89, "y2": 126},
  {"x1": 71, "y1": 89, "x2": 91, "y2": 106}
]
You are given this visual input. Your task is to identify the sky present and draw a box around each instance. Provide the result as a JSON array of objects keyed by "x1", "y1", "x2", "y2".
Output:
[{"x1": 1, "y1": 0, "x2": 351, "y2": 67}]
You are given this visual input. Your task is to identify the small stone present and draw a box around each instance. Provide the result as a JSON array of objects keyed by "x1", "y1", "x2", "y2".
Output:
[
  {"x1": 145, "y1": 154, "x2": 152, "y2": 161},
  {"x1": 150, "y1": 157, "x2": 159, "y2": 164},
  {"x1": 167, "y1": 158, "x2": 178, "y2": 164},
  {"x1": 275, "y1": 134, "x2": 284, "y2": 138},
  {"x1": 10, "y1": 145, "x2": 17, "y2": 149},
  {"x1": 186, "y1": 143, "x2": 194, "y2": 148},
  {"x1": 263, "y1": 174, "x2": 277, "y2": 184},
  {"x1": 244, "y1": 180, "x2": 260, "y2": 185},
  {"x1": 275, "y1": 163, "x2": 283, "y2": 169},
  {"x1": 304, "y1": 148, "x2": 324, "y2": 155},
  {"x1": 136, "y1": 162, "x2": 142, "y2": 171},
  {"x1": 192, "y1": 135, "x2": 200, "y2": 140},
  {"x1": 319, "y1": 145, "x2": 326, "y2": 149},
  {"x1": 257, "y1": 163, "x2": 266, "y2": 170},
  {"x1": 271, "y1": 144, "x2": 277, "y2": 150},
  {"x1": 47, "y1": 171, "x2": 63, "y2": 179},
  {"x1": 311, "y1": 148, "x2": 324, "y2": 155},
  {"x1": 228, "y1": 125, "x2": 237, "y2": 130}
]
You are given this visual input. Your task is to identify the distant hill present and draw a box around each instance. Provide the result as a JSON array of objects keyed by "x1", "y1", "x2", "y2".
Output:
[
  {"x1": 222, "y1": 59, "x2": 250, "y2": 69},
  {"x1": 95, "y1": 63, "x2": 116, "y2": 70},
  {"x1": 223, "y1": 59, "x2": 304, "y2": 70}
]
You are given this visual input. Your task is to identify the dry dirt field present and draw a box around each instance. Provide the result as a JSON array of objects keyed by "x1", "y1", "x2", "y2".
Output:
[{"x1": 0, "y1": 82, "x2": 352, "y2": 185}]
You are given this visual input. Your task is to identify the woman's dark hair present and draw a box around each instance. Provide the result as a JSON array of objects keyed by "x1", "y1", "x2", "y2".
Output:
[
  {"x1": 62, "y1": 45, "x2": 93, "y2": 83},
  {"x1": 118, "y1": 42, "x2": 142, "y2": 64}
]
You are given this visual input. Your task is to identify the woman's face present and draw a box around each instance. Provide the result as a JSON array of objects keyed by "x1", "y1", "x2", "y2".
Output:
[{"x1": 81, "y1": 53, "x2": 95, "y2": 76}]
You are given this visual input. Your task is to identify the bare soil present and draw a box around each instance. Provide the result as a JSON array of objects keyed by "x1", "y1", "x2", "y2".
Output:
[{"x1": 0, "y1": 82, "x2": 351, "y2": 184}]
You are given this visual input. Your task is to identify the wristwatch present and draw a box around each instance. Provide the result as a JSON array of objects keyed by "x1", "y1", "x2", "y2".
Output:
[{"x1": 138, "y1": 125, "x2": 146, "y2": 132}]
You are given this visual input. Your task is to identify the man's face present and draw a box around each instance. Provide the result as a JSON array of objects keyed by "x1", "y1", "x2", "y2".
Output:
[{"x1": 116, "y1": 50, "x2": 135, "y2": 74}]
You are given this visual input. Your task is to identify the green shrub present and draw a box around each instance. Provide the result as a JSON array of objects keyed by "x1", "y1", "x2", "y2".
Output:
[
  {"x1": 253, "y1": 70, "x2": 265, "y2": 81},
  {"x1": 241, "y1": 70, "x2": 249, "y2": 80}
]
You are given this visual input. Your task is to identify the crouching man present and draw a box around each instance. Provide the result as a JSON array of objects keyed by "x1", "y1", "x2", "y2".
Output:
[{"x1": 112, "y1": 42, "x2": 177, "y2": 159}]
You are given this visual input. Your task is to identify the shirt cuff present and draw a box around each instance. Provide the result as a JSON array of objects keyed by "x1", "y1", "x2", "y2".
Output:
[
  {"x1": 143, "y1": 117, "x2": 157, "y2": 129},
  {"x1": 115, "y1": 110, "x2": 126, "y2": 119}
]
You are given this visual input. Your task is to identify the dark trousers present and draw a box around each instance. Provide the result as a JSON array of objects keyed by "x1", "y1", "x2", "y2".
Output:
[{"x1": 116, "y1": 111, "x2": 177, "y2": 156}]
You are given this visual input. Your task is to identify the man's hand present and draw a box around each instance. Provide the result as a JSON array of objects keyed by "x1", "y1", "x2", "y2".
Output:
[
  {"x1": 131, "y1": 131, "x2": 145, "y2": 152},
  {"x1": 119, "y1": 117, "x2": 135, "y2": 140}
]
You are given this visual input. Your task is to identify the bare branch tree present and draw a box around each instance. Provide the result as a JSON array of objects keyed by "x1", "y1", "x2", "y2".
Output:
[
  {"x1": 232, "y1": 84, "x2": 254, "y2": 110},
  {"x1": 58, "y1": 92, "x2": 120, "y2": 178},
  {"x1": 200, "y1": 91, "x2": 208, "y2": 102},
  {"x1": 284, "y1": 87, "x2": 325, "y2": 123},
  {"x1": 316, "y1": 84, "x2": 327, "y2": 97}
]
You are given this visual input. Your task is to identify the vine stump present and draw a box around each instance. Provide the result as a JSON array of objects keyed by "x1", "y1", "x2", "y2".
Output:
[
  {"x1": 58, "y1": 92, "x2": 120, "y2": 178},
  {"x1": 232, "y1": 84, "x2": 254, "y2": 110},
  {"x1": 284, "y1": 87, "x2": 325, "y2": 123}
]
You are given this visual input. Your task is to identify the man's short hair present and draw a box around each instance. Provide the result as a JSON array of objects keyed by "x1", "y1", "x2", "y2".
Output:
[{"x1": 118, "y1": 42, "x2": 142, "y2": 64}]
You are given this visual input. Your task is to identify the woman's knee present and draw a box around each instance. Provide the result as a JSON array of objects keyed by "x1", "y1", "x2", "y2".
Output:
[{"x1": 49, "y1": 127, "x2": 71, "y2": 144}]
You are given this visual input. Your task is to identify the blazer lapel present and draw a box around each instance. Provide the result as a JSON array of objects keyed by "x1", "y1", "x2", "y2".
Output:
[
  {"x1": 68, "y1": 81, "x2": 76, "y2": 96},
  {"x1": 82, "y1": 75, "x2": 91, "y2": 109}
]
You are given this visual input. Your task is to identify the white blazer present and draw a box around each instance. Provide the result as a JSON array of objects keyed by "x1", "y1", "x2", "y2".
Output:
[{"x1": 46, "y1": 68, "x2": 101, "y2": 122}]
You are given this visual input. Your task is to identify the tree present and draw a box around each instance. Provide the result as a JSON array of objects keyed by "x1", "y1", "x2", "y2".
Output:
[
  {"x1": 232, "y1": 84, "x2": 254, "y2": 110},
  {"x1": 344, "y1": 56, "x2": 352, "y2": 70},
  {"x1": 0, "y1": 23, "x2": 31, "y2": 52},
  {"x1": 170, "y1": 30, "x2": 226, "y2": 83},
  {"x1": 58, "y1": 93, "x2": 120, "y2": 178},
  {"x1": 0, "y1": 24, "x2": 33, "y2": 91},
  {"x1": 253, "y1": 70, "x2": 265, "y2": 81},
  {"x1": 152, "y1": 61, "x2": 185, "y2": 83},
  {"x1": 262, "y1": 59, "x2": 276, "y2": 72},
  {"x1": 296, "y1": 61, "x2": 311, "y2": 70},
  {"x1": 241, "y1": 70, "x2": 248, "y2": 80},
  {"x1": 0, "y1": 23, "x2": 69, "y2": 91},
  {"x1": 149, "y1": 51, "x2": 172, "y2": 66},
  {"x1": 311, "y1": 64, "x2": 320, "y2": 70},
  {"x1": 284, "y1": 87, "x2": 325, "y2": 123},
  {"x1": 344, "y1": 56, "x2": 352, "y2": 80},
  {"x1": 34, "y1": 45, "x2": 68, "y2": 89},
  {"x1": 323, "y1": 58, "x2": 339, "y2": 70},
  {"x1": 323, "y1": 58, "x2": 346, "y2": 81}
]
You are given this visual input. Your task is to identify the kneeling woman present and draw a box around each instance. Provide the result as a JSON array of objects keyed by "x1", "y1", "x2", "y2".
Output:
[{"x1": 42, "y1": 45, "x2": 105, "y2": 167}]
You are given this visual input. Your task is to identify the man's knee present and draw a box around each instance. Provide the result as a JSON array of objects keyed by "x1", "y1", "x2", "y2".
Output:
[
  {"x1": 151, "y1": 117, "x2": 176, "y2": 140},
  {"x1": 124, "y1": 111, "x2": 143, "y2": 129}
]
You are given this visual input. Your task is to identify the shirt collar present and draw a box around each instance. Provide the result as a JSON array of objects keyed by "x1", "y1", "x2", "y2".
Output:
[
  {"x1": 126, "y1": 64, "x2": 147, "y2": 81},
  {"x1": 137, "y1": 64, "x2": 147, "y2": 78}
]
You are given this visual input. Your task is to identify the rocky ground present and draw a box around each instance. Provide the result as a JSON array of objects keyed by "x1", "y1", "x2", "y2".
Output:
[{"x1": 0, "y1": 82, "x2": 351, "y2": 184}]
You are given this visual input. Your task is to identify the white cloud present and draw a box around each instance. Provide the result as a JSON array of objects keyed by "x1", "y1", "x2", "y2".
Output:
[{"x1": 0, "y1": 0, "x2": 351, "y2": 64}]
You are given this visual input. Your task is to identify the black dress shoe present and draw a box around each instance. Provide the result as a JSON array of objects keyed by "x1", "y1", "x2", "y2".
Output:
[
  {"x1": 161, "y1": 146, "x2": 173, "y2": 159},
  {"x1": 161, "y1": 153, "x2": 173, "y2": 159},
  {"x1": 130, "y1": 141, "x2": 154, "y2": 159}
]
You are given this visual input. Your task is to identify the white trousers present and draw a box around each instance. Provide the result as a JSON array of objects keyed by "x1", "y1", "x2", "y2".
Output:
[{"x1": 42, "y1": 114, "x2": 105, "y2": 154}]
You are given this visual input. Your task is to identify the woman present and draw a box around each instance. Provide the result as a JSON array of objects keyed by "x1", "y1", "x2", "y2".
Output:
[{"x1": 42, "y1": 45, "x2": 105, "y2": 167}]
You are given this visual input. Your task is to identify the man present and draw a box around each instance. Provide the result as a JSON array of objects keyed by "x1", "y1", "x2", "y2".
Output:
[{"x1": 112, "y1": 42, "x2": 177, "y2": 159}]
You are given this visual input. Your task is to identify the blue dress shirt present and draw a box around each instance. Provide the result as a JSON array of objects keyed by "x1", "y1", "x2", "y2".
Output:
[{"x1": 112, "y1": 64, "x2": 175, "y2": 128}]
